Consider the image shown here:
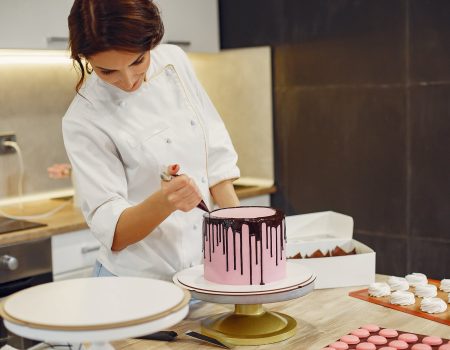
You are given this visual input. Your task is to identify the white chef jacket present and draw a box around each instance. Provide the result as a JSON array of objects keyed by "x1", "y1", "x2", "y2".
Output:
[{"x1": 62, "y1": 44, "x2": 240, "y2": 281}]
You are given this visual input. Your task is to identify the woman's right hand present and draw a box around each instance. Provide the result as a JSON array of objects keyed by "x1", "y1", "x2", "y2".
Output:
[{"x1": 161, "y1": 164, "x2": 202, "y2": 212}]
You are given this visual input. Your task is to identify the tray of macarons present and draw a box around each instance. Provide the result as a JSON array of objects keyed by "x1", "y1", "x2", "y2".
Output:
[
  {"x1": 349, "y1": 274, "x2": 449, "y2": 326},
  {"x1": 321, "y1": 324, "x2": 450, "y2": 350}
]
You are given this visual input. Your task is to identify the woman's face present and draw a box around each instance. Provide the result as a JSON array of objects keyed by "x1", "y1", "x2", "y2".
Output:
[{"x1": 88, "y1": 50, "x2": 150, "y2": 92}]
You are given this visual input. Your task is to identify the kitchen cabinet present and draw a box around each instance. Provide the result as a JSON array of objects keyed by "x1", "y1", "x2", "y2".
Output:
[
  {"x1": 51, "y1": 229, "x2": 100, "y2": 281},
  {"x1": 0, "y1": 0, "x2": 73, "y2": 49},
  {"x1": 155, "y1": 0, "x2": 220, "y2": 52},
  {"x1": 0, "y1": 0, "x2": 219, "y2": 52}
]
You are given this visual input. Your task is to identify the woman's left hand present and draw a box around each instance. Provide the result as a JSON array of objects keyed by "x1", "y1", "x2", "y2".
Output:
[{"x1": 47, "y1": 163, "x2": 72, "y2": 179}]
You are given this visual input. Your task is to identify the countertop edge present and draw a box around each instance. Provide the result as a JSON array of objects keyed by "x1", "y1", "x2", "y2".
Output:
[{"x1": 0, "y1": 185, "x2": 276, "y2": 245}]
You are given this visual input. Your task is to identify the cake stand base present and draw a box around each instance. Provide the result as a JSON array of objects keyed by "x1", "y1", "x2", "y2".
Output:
[{"x1": 201, "y1": 304, "x2": 297, "y2": 346}]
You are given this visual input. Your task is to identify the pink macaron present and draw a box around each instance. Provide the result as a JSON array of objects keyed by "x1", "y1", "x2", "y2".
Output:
[
  {"x1": 379, "y1": 329, "x2": 399, "y2": 338},
  {"x1": 367, "y1": 335, "x2": 388, "y2": 345},
  {"x1": 351, "y1": 329, "x2": 371, "y2": 338},
  {"x1": 340, "y1": 335, "x2": 360, "y2": 344},
  {"x1": 378, "y1": 348, "x2": 396, "y2": 350},
  {"x1": 329, "y1": 341, "x2": 349, "y2": 350},
  {"x1": 438, "y1": 345, "x2": 450, "y2": 350},
  {"x1": 361, "y1": 324, "x2": 380, "y2": 332},
  {"x1": 411, "y1": 344, "x2": 432, "y2": 350},
  {"x1": 398, "y1": 333, "x2": 419, "y2": 343},
  {"x1": 389, "y1": 340, "x2": 409, "y2": 349},
  {"x1": 320, "y1": 348, "x2": 335, "y2": 350},
  {"x1": 356, "y1": 342, "x2": 376, "y2": 350},
  {"x1": 422, "y1": 336, "x2": 443, "y2": 346}
]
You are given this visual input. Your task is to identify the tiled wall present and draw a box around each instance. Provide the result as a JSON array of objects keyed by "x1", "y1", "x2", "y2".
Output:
[
  {"x1": 0, "y1": 47, "x2": 273, "y2": 200},
  {"x1": 220, "y1": 0, "x2": 450, "y2": 278}
]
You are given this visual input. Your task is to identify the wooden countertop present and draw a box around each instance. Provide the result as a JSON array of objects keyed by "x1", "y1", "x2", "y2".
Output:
[
  {"x1": 112, "y1": 275, "x2": 449, "y2": 350},
  {"x1": 233, "y1": 184, "x2": 276, "y2": 200},
  {"x1": 0, "y1": 185, "x2": 276, "y2": 245}
]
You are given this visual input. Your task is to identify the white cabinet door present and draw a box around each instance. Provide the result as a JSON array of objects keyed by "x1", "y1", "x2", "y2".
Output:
[
  {"x1": 52, "y1": 229, "x2": 100, "y2": 281},
  {"x1": 53, "y1": 266, "x2": 94, "y2": 281},
  {"x1": 156, "y1": 0, "x2": 220, "y2": 52},
  {"x1": 0, "y1": 0, "x2": 73, "y2": 49}
]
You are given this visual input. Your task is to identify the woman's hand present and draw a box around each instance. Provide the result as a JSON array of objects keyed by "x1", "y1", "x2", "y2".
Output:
[
  {"x1": 161, "y1": 164, "x2": 202, "y2": 212},
  {"x1": 47, "y1": 163, "x2": 72, "y2": 179},
  {"x1": 113, "y1": 164, "x2": 203, "y2": 251}
]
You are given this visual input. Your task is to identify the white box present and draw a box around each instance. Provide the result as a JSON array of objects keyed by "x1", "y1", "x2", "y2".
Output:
[{"x1": 286, "y1": 211, "x2": 375, "y2": 289}]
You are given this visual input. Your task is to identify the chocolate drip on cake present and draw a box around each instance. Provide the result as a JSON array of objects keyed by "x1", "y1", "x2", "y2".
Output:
[
  {"x1": 202, "y1": 219, "x2": 206, "y2": 259},
  {"x1": 203, "y1": 207, "x2": 286, "y2": 285}
]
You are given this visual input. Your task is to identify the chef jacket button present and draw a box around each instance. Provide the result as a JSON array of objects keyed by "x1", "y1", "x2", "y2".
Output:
[
  {"x1": 193, "y1": 224, "x2": 198, "y2": 230},
  {"x1": 201, "y1": 177, "x2": 206, "y2": 183},
  {"x1": 119, "y1": 101, "x2": 126, "y2": 107},
  {"x1": 190, "y1": 120, "x2": 196, "y2": 126},
  {"x1": 166, "y1": 138, "x2": 172, "y2": 144}
]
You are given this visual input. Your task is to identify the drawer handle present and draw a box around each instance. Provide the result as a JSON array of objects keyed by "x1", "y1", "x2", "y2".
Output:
[
  {"x1": 46, "y1": 36, "x2": 69, "y2": 44},
  {"x1": 81, "y1": 245, "x2": 101, "y2": 254},
  {"x1": 1, "y1": 255, "x2": 18, "y2": 271},
  {"x1": 165, "y1": 40, "x2": 191, "y2": 47}
]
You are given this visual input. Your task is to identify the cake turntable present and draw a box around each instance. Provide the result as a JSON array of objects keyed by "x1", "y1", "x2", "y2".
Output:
[{"x1": 173, "y1": 261, "x2": 315, "y2": 346}]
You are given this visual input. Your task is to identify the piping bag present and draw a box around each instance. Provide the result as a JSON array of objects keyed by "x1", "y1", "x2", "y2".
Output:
[{"x1": 160, "y1": 168, "x2": 210, "y2": 213}]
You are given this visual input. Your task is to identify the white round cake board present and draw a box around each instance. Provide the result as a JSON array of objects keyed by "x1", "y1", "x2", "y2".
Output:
[
  {"x1": 175, "y1": 274, "x2": 315, "y2": 296},
  {"x1": 174, "y1": 261, "x2": 313, "y2": 295},
  {"x1": 3, "y1": 306, "x2": 189, "y2": 343},
  {"x1": 189, "y1": 279, "x2": 315, "y2": 304},
  {"x1": 3, "y1": 277, "x2": 186, "y2": 329}
]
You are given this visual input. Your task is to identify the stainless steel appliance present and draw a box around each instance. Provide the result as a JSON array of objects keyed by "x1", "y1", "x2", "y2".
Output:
[{"x1": 0, "y1": 238, "x2": 53, "y2": 349}]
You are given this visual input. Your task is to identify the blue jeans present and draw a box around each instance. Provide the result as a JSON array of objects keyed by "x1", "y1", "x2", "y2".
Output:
[{"x1": 92, "y1": 260, "x2": 116, "y2": 277}]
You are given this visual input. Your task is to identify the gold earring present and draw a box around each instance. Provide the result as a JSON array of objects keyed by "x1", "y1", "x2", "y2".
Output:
[{"x1": 86, "y1": 61, "x2": 93, "y2": 74}]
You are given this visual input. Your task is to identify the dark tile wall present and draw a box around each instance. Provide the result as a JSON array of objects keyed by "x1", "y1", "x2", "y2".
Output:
[
  {"x1": 355, "y1": 233, "x2": 409, "y2": 277},
  {"x1": 220, "y1": 0, "x2": 450, "y2": 278},
  {"x1": 219, "y1": 0, "x2": 285, "y2": 48},
  {"x1": 409, "y1": 85, "x2": 450, "y2": 241},
  {"x1": 410, "y1": 0, "x2": 450, "y2": 82},
  {"x1": 275, "y1": 86, "x2": 407, "y2": 235}
]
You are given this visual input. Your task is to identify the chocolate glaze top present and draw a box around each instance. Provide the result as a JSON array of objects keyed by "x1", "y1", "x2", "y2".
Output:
[{"x1": 204, "y1": 206, "x2": 285, "y2": 226}]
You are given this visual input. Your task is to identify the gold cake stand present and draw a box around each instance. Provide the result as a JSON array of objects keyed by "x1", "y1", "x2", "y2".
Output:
[{"x1": 173, "y1": 262, "x2": 315, "y2": 346}]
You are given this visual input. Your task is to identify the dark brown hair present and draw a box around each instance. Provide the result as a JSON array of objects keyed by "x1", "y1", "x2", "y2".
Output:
[{"x1": 68, "y1": 0, "x2": 164, "y2": 93}]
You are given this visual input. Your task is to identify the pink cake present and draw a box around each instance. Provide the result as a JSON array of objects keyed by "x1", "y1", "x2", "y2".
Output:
[{"x1": 202, "y1": 206, "x2": 286, "y2": 285}]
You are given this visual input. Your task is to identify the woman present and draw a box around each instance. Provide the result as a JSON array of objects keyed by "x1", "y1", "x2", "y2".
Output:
[{"x1": 63, "y1": 0, "x2": 240, "y2": 280}]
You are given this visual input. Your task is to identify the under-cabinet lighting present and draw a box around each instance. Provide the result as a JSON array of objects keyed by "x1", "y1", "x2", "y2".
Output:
[{"x1": 0, "y1": 50, "x2": 72, "y2": 65}]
